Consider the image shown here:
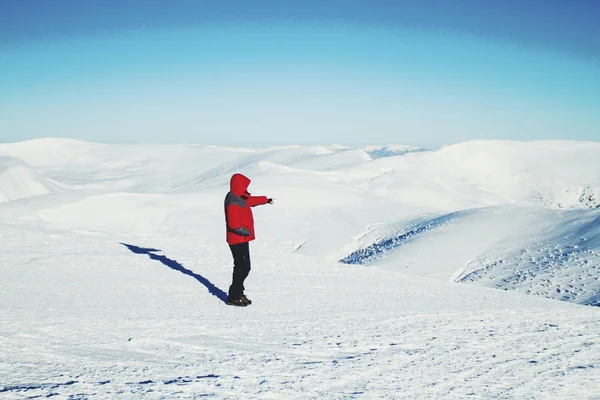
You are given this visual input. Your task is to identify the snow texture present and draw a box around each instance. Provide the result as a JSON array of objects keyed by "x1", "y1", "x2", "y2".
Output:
[{"x1": 0, "y1": 138, "x2": 599, "y2": 399}]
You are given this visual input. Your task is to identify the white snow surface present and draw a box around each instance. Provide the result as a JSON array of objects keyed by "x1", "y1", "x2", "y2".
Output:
[
  {"x1": 0, "y1": 156, "x2": 62, "y2": 202},
  {"x1": 1, "y1": 138, "x2": 599, "y2": 399}
]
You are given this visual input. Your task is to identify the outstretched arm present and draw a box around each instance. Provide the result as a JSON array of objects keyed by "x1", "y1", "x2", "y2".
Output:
[{"x1": 245, "y1": 194, "x2": 271, "y2": 207}]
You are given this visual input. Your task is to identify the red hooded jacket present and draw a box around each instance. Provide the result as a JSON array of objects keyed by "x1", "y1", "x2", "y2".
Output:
[{"x1": 224, "y1": 173, "x2": 269, "y2": 245}]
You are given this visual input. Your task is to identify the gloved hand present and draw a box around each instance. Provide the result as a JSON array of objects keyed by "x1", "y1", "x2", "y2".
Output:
[{"x1": 267, "y1": 198, "x2": 275, "y2": 204}]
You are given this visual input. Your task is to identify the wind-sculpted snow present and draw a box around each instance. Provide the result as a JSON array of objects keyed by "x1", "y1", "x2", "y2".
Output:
[
  {"x1": 339, "y1": 212, "x2": 461, "y2": 265},
  {"x1": 339, "y1": 206, "x2": 600, "y2": 306},
  {"x1": 457, "y1": 209, "x2": 600, "y2": 306}
]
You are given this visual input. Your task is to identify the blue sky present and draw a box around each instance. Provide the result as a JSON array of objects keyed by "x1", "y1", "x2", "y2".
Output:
[{"x1": 1, "y1": 0, "x2": 599, "y2": 145}]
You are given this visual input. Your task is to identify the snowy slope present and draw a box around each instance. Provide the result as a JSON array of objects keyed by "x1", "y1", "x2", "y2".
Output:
[
  {"x1": 339, "y1": 205, "x2": 600, "y2": 305},
  {"x1": 0, "y1": 156, "x2": 61, "y2": 202},
  {"x1": 457, "y1": 207, "x2": 600, "y2": 306},
  {"x1": 432, "y1": 140, "x2": 600, "y2": 209},
  {"x1": 1, "y1": 138, "x2": 599, "y2": 398},
  {"x1": 0, "y1": 137, "x2": 101, "y2": 168}
]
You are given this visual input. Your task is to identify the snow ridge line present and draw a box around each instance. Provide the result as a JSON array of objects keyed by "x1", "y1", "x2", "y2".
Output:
[{"x1": 339, "y1": 212, "x2": 461, "y2": 265}]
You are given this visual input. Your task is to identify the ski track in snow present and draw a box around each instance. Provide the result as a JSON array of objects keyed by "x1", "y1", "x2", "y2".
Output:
[{"x1": 1, "y1": 139, "x2": 600, "y2": 399}]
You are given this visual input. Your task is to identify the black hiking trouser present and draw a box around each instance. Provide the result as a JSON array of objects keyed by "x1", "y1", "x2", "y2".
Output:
[{"x1": 228, "y1": 242, "x2": 251, "y2": 299}]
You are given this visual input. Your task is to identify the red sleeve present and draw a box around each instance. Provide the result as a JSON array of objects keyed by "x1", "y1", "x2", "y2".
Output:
[{"x1": 246, "y1": 195, "x2": 269, "y2": 207}]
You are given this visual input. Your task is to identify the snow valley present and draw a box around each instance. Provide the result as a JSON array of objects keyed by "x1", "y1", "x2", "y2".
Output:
[{"x1": 1, "y1": 138, "x2": 599, "y2": 399}]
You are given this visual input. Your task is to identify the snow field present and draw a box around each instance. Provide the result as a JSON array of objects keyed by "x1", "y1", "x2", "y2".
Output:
[{"x1": 1, "y1": 138, "x2": 599, "y2": 398}]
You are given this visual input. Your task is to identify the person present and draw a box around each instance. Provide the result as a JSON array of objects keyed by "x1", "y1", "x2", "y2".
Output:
[{"x1": 224, "y1": 173, "x2": 274, "y2": 306}]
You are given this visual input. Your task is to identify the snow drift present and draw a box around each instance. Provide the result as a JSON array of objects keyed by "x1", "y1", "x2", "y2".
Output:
[{"x1": 0, "y1": 156, "x2": 61, "y2": 202}]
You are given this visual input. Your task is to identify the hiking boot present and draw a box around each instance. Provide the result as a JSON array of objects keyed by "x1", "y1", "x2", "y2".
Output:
[
  {"x1": 226, "y1": 297, "x2": 247, "y2": 307},
  {"x1": 240, "y1": 294, "x2": 252, "y2": 305}
]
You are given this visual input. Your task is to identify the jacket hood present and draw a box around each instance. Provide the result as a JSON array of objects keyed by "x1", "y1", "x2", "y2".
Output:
[{"x1": 230, "y1": 173, "x2": 251, "y2": 196}]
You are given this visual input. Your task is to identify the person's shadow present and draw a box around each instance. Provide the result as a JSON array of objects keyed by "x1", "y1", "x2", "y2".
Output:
[{"x1": 121, "y1": 243, "x2": 228, "y2": 303}]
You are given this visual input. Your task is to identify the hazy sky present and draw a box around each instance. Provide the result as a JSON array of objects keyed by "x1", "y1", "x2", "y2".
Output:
[{"x1": 1, "y1": 0, "x2": 599, "y2": 145}]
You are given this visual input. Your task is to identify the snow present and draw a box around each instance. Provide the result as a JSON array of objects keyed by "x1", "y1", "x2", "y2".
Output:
[
  {"x1": 1, "y1": 138, "x2": 599, "y2": 398},
  {"x1": 0, "y1": 156, "x2": 61, "y2": 202},
  {"x1": 362, "y1": 144, "x2": 424, "y2": 158},
  {"x1": 458, "y1": 207, "x2": 600, "y2": 306}
]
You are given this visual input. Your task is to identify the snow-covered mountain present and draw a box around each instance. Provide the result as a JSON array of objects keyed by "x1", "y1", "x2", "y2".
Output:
[
  {"x1": 1, "y1": 138, "x2": 599, "y2": 398},
  {"x1": 362, "y1": 144, "x2": 425, "y2": 158}
]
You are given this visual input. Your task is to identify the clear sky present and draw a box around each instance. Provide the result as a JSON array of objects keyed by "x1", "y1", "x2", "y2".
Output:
[{"x1": 1, "y1": 0, "x2": 599, "y2": 145}]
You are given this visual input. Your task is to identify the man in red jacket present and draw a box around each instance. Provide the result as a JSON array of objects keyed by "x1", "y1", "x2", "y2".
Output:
[{"x1": 224, "y1": 173, "x2": 274, "y2": 306}]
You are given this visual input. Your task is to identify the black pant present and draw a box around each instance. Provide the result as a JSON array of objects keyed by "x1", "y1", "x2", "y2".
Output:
[{"x1": 228, "y1": 242, "x2": 251, "y2": 299}]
